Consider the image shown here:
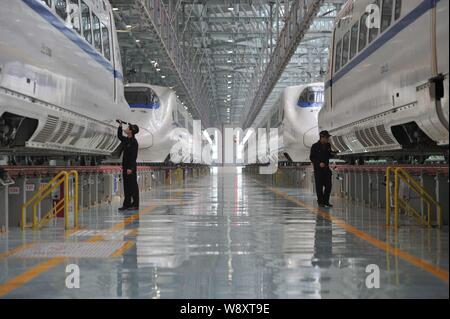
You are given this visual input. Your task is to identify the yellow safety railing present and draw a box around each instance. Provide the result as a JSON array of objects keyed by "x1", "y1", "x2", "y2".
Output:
[
  {"x1": 386, "y1": 167, "x2": 442, "y2": 228},
  {"x1": 21, "y1": 170, "x2": 79, "y2": 230}
]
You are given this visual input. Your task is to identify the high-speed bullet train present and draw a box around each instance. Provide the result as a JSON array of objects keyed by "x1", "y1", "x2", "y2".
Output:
[
  {"x1": 319, "y1": 0, "x2": 449, "y2": 159},
  {"x1": 124, "y1": 83, "x2": 196, "y2": 164},
  {"x1": 247, "y1": 83, "x2": 325, "y2": 164},
  {"x1": 0, "y1": 0, "x2": 129, "y2": 157}
]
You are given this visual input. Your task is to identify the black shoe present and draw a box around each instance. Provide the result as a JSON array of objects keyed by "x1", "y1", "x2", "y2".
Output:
[
  {"x1": 118, "y1": 206, "x2": 129, "y2": 211},
  {"x1": 324, "y1": 203, "x2": 333, "y2": 208},
  {"x1": 128, "y1": 206, "x2": 139, "y2": 211},
  {"x1": 318, "y1": 202, "x2": 326, "y2": 208}
]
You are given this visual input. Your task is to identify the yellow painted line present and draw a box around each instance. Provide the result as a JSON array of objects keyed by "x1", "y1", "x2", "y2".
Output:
[
  {"x1": 128, "y1": 229, "x2": 139, "y2": 237},
  {"x1": 110, "y1": 241, "x2": 135, "y2": 257},
  {"x1": 0, "y1": 243, "x2": 35, "y2": 261},
  {"x1": 0, "y1": 257, "x2": 65, "y2": 297},
  {"x1": 267, "y1": 185, "x2": 449, "y2": 283},
  {"x1": 0, "y1": 204, "x2": 161, "y2": 297}
]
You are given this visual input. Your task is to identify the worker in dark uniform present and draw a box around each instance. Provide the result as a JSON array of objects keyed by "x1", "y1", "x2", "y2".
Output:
[
  {"x1": 309, "y1": 130, "x2": 338, "y2": 208},
  {"x1": 117, "y1": 121, "x2": 140, "y2": 211}
]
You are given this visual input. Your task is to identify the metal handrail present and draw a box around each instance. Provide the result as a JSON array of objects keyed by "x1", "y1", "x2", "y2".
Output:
[
  {"x1": 21, "y1": 170, "x2": 79, "y2": 230},
  {"x1": 39, "y1": 198, "x2": 65, "y2": 228},
  {"x1": 386, "y1": 167, "x2": 443, "y2": 228},
  {"x1": 31, "y1": 175, "x2": 67, "y2": 229},
  {"x1": 69, "y1": 170, "x2": 79, "y2": 229}
]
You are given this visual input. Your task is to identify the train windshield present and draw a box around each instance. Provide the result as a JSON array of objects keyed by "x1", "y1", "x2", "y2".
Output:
[
  {"x1": 125, "y1": 87, "x2": 160, "y2": 109},
  {"x1": 297, "y1": 87, "x2": 324, "y2": 108}
]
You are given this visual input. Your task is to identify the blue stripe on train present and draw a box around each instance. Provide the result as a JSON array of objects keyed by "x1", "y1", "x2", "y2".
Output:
[
  {"x1": 22, "y1": 0, "x2": 124, "y2": 81},
  {"x1": 297, "y1": 101, "x2": 324, "y2": 108},
  {"x1": 325, "y1": 0, "x2": 440, "y2": 90},
  {"x1": 129, "y1": 103, "x2": 161, "y2": 109}
]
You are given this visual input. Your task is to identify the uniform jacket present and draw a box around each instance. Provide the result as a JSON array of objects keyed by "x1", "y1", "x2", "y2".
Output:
[
  {"x1": 118, "y1": 126, "x2": 139, "y2": 172},
  {"x1": 309, "y1": 141, "x2": 335, "y2": 171}
]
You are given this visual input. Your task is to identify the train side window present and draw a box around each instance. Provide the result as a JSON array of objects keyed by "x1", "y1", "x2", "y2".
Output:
[
  {"x1": 368, "y1": 0, "x2": 380, "y2": 43},
  {"x1": 349, "y1": 22, "x2": 359, "y2": 60},
  {"x1": 358, "y1": 13, "x2": 368, "y2": 52},
  {"x1": 81, "y1": 1, "x2": 92, "y2": 44},
  {"x1": 55, "y1": 0, "x2": 67, "y2": 21},
  {"x1": 394, "y1": 0, "x2": 402, "y2": 20},
  {"x1": 381, "y1": 0, "x2": 393, "y2": 33},
  {"x1": 41, "y1": 0, "x2": 52, "y2": 8},
  {"x1": 101, "y1": 22, "x2": 111, "y2": 61},
  {"x1": 92, "y1": 14, "x2": 102, "y2": 53},
  {"x1": 341, "y1": 31, "x2": 350, "y2": 66},
  {"x1": 334, "y1": 39, "x2": 342, "y2": 73},
  {"x1": 69, "y1": 0, "x2": 81, "y2": 34}
]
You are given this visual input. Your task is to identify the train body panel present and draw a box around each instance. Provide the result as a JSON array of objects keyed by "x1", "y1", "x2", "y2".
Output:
[
  {"x1": 0, "y1": 0, "x2": 128, "y2": 155},
  {"x1": 125, "y1": 83, "x2": 194, "y2": 164},
  {"x1": 320, "y1": 0, "x2": 449, "y2": 156}
]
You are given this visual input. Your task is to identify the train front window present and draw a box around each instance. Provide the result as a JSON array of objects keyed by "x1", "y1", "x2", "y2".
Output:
[
  {"x1": 125, "y1": 88, "x2": 160, "y2": 108},
  {"x1": 298, "y1": 88, "x2": 324, "y2": 107},
  {"x1": 92, "y1": 14, "x2": 102, "y2": 53},
  {"x1": 381, "y1": 0, "x2": 393, "y2": 33},
  {"x1": 101, "y1": 23, "x2": 111, "y2": 61},
  {"x1": 69, "y1": 0, "x2": 81, "y2": 34},
  {"x1": 55, "y1": 0, "x2": 67, "y2": 21},
  {"x1": 81, "y1": 1, "x2": 92, "y2": 44}
]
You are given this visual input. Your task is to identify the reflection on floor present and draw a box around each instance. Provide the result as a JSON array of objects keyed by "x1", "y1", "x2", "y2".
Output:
[{"x1": 0, "y1": 167, "x2": 448, "y2": 298}]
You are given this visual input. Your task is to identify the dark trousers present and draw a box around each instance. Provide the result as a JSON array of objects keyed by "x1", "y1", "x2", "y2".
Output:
[
  {"x1": 123, "y1": 169, "x2": 139, "y2": 208},
  {"x1": 314, "y1": 168, "x2": 332, "y2": 204}
]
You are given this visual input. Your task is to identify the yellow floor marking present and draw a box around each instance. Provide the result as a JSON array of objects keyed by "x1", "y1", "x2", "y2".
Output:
[
  {"x1": 267, "y1": 185, "x2": 449, "y2": 283},
  {"x1": 0, "y1": 202, "x2": 111, "y2": 261},
  {"x1": 128, "y1": 229, "x2": 139, "y2": 237},
  {"x1": 110, "y1": 241, "x2": 135, "y2": 257},
  {"x1": 0, "y1": 203, "x2": 161, "y2": 297},
  {"x1": 0, "y1": 257, "x2": 65, "y2": 297},
  {"x1": 0, "y1": 243, "x2": 35, "y2": 261}
]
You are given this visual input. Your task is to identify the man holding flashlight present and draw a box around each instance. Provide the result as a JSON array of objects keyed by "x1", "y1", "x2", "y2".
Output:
[{"x1": 117, "y1": 120, "x2": 140, "y2": 211}]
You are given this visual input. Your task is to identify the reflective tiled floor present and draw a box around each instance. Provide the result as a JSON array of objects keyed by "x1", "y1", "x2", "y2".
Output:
[{"x1": 0, "y1": 167, "x2": 448, "y2": 298}]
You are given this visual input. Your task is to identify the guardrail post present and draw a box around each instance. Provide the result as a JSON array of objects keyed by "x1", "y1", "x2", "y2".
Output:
[{"x1": 386, "y1": 167, "x2": 391, "y2": 226}]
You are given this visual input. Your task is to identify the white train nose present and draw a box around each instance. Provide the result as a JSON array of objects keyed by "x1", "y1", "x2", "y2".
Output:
[
  {"x1": 136, "y1": 129, "x2": 153, "y2": 149},
  {"x1": 303, "y1": 126, "x2": 319, "y2": 149}
]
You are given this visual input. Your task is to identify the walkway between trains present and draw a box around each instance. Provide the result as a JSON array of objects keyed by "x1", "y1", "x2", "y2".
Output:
[{"x1": 0, "y1": 167, "x2": 448, "y2": 298}]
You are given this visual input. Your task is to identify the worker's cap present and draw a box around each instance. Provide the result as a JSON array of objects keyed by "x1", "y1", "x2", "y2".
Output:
[
  {"x1": 128, "y1": 124, "x2": 139, "y2": 135},
  {"x1": 319, "y1": 130, "x2": 331, "y2": 138}
]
